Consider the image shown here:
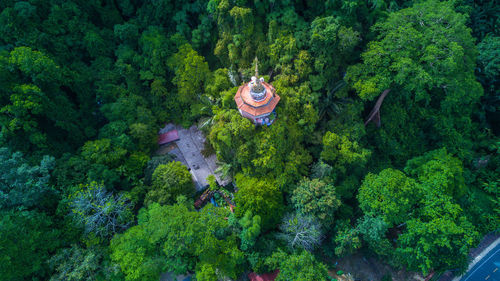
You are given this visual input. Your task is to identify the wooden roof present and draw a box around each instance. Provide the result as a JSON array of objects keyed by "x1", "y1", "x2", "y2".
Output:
[{"x1": 234, "y1": 81, "x2": 280, "y2": 116}]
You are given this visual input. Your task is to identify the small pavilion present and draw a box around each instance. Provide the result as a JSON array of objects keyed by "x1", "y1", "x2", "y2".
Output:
[{"x1": 234, "y1": 58, "x2": 280, "y2": 125}]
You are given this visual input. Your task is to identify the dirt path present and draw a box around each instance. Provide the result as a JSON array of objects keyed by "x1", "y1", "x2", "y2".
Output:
[{"x1": 329, "y1": 252, "x2": 424, "y2": 281}]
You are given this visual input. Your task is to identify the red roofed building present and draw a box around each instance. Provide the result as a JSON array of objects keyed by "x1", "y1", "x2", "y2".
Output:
[
  {"x1": 234, "y1": 59, "x2": 280, "y2": 125},
  {"x1": 158, "y1": 129, "x2": 179, "y2": 145},
  {"x1": 248, "y1": 270, "x2": 279, "y2": 281}
]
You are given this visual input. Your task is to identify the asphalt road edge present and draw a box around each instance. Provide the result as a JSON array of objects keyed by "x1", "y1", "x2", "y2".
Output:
[{"x1": 452, "y1": 236, "x2": 500, "y2": 281}]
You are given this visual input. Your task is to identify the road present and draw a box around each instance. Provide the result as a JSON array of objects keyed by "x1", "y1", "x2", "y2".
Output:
[{"x1": 460, "y1": 242, "x2": 500, "y2": 281}]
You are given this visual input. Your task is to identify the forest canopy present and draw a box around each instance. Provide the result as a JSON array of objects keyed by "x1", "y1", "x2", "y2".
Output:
[{"x1": 0, "y1": 0, "x2": 498, "y2": 281}]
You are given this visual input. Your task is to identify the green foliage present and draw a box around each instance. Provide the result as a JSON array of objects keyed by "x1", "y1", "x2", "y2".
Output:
[
  {"x1": 0, "y1": 147, "x2": 56, "y2": 210},
  {"x1": 404, "y1": 148, "x2": 466, "y2": 198},
  {"x1": 208, "y1": 108, "x2": 255, "y2": 178},
  {"x1": 356, "y1": 215, "x2": 392, "y2": 256},
  {"x1": 0, "y1": 47, "x2": 88, "y2": 155},
  {"x1": 357, "y1": 215, "x2": 388, "y2": 244},
  {"x1": 332, "y1": 221, "x2": 362, "y2": 257},
  {"x1": 143, "y1": 154, "x2": 173, "y2": 185},
  {"x1": 358, "y1": 168, "x2": 420, "y2": 226},
  {"x1": 49, "y1": 244, "x2": 122, "y2": 281},
  {"x1": 145, "y1": 161, "x2": 195, "y2": 206},
  {"x1": 477, "y1": 35, "x2": 500, "y2": 82},
  {"x1": 309, "y1": 16, "x2": 361, "y2": 90},
  {"x1": 291, "y1": 178, "x2": 341, "y2": 227},
  {"x1": 0, "y1": 209, "x2": 61, "y2": 281},
  {"x1": 169, "y1": 44, "x2": 210, "y2": 104},
  {"x1": 396, "y1": 194, "x2": 479, "y2": 274},
  {"x1": 321, "y1": 131, "x2": 371, "y2": 174},
  {"x1": 476, "y1": 35, "x2": 500, "y2": 129},
  {"x1": 234, "y1": 174, "x2": 284, "y2": 231},
  {"x1": 0, "y1": 0, "x2": 497, "y2": 278},
  {"x1": 347, "y1": 0, "x2": 483, "y2": 160},
  {"x1": 239, "y1": 210, "x2": 262, "y2": 251},
  {"x1": 266, "y1": 250, "x2": 330, "y2": 281},
  {"x1": 111, "y1": 201, "x2": 244, "y2": 281},
  {"x1": 359, "y1": 149, "x2": 480, "y2": 273}
]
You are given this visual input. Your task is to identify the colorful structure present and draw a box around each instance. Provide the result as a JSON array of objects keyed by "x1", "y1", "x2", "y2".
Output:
[{"x1": 234, "y1": 58, "x2": 280, "y2": 125}]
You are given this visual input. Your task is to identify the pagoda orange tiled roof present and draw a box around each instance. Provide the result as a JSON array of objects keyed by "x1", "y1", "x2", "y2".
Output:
[{"x1": 234, "y1": 81, "x2": 280, "y2": 117}]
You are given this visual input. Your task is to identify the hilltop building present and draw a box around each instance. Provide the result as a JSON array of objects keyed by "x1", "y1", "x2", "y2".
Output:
[{"x1": 234, "y1": 59, "x2": 280, "y2": 125}]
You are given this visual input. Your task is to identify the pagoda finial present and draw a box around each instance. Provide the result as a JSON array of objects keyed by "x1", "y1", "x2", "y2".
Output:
[
  {"x1": 254, "y1": 57, "x2": 259, "y2": 78},
  {"x1": 250, "y1": 57, "x2": 265, "y2": 100}
]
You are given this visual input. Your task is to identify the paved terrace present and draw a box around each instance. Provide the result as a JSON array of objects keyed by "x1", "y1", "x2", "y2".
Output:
[{"x1": 173, "y1": 125, "x2": 230, "y2": 191}]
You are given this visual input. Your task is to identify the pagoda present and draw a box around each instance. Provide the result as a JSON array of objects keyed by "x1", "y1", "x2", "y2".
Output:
[{"x1": 234, "y1": 58, "x2": 280, "y2": 125}]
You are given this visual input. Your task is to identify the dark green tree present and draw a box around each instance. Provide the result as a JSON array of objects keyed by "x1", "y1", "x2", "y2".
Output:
[
  {"x1": 347, "y1": 0, "x2": 483, "y2": 161},
  {"x1": 0, "y1": 209, "x2": 61, "y2": 281},
  {"x1": 0, "y1": 147, "x2": 56, "y2": 210}
]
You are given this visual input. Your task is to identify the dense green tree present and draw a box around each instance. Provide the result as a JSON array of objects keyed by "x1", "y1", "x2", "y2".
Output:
[
  {"x1": 0, "y1": 147, "x2": 56, "y2": 210},
  {"x1": 239, "y1": 210, "x2": 262, "y2": 251},
  {"x1": 404, "y1": 148, "x2": 467, "y2": 198},
  {"x1": 0, "y1": 0, "x2": 497, "y2": 279},
  {"x1": 321, "y1": 131, "x2": 371, "y2": 175},
  {"x1": 145, "y1": 161, "x2": 195, "y2": 206},
  {"x1": 309, "y1": 16, "x2": 361, "y2": 91},
  {"x1": 266, "y1": 250, "x2": 330, "y2": 281},
  {"x1": 169, "y1": 44, "x2": 210, "y2": 104},
  {"x1": 396, "y1": 194, "x2": 478, "y2": 274},
  {"x1": 0, "y1": 47, "x2": 89, "y2": 154},
  {"x1": 332, "y1": 221, "x2": 362, "y2": 257},
  {"x1": 358, "y1": 168, "x2": 420, "y2": 226},
  {"x1": 0, "y1": 209, "x2": 61, "y2": 281},
  {"x1": 234, "y1": 174, "x2": 284, "y2": 230},
  {"x1": 476, "y1": 35, "x2": 500, "y2": 131},
  {"x1": 347, "y1": 0, "x2": 483, "y2": 161},
  {"x1": 208, "y1": 109, "x2": 255, "y2": 178},
  {"x1": 356, "y1": 215, "x2": 392, "y2": 256},
  {"x1": 111, "y1": 200, "x2": 244, "y2": 281},
  {"x1": 49, "y1": 244, "x2": 122, "y2": 281}
]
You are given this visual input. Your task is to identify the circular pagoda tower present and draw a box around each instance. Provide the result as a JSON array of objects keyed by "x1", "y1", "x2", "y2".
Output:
[{"x1": 234, "y1": 58, "x2": 280, "y2": 125}]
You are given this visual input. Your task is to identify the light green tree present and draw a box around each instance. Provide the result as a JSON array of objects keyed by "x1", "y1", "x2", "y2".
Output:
[
  {"x1": 321, "y1": 131, "x2": 371, "y2": 174},
  {"x1": 358, "y1": 168, "x2": 420, "y2": 226},
  {"x1": 145, "y1": 161, "x2": 195, "y2": 205},
  {"x1": 291, "y1": 178, "x2": 341, "y2": 227},
  {"x1": 234, "y1": 174, "x2": 284, "y2": 231},
  {"x1": 169, "y1": 44, "x2": 210, "y2": 104},
  {"x1": 266, "y1": 250, "x2": 330, "y2": 281}
]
